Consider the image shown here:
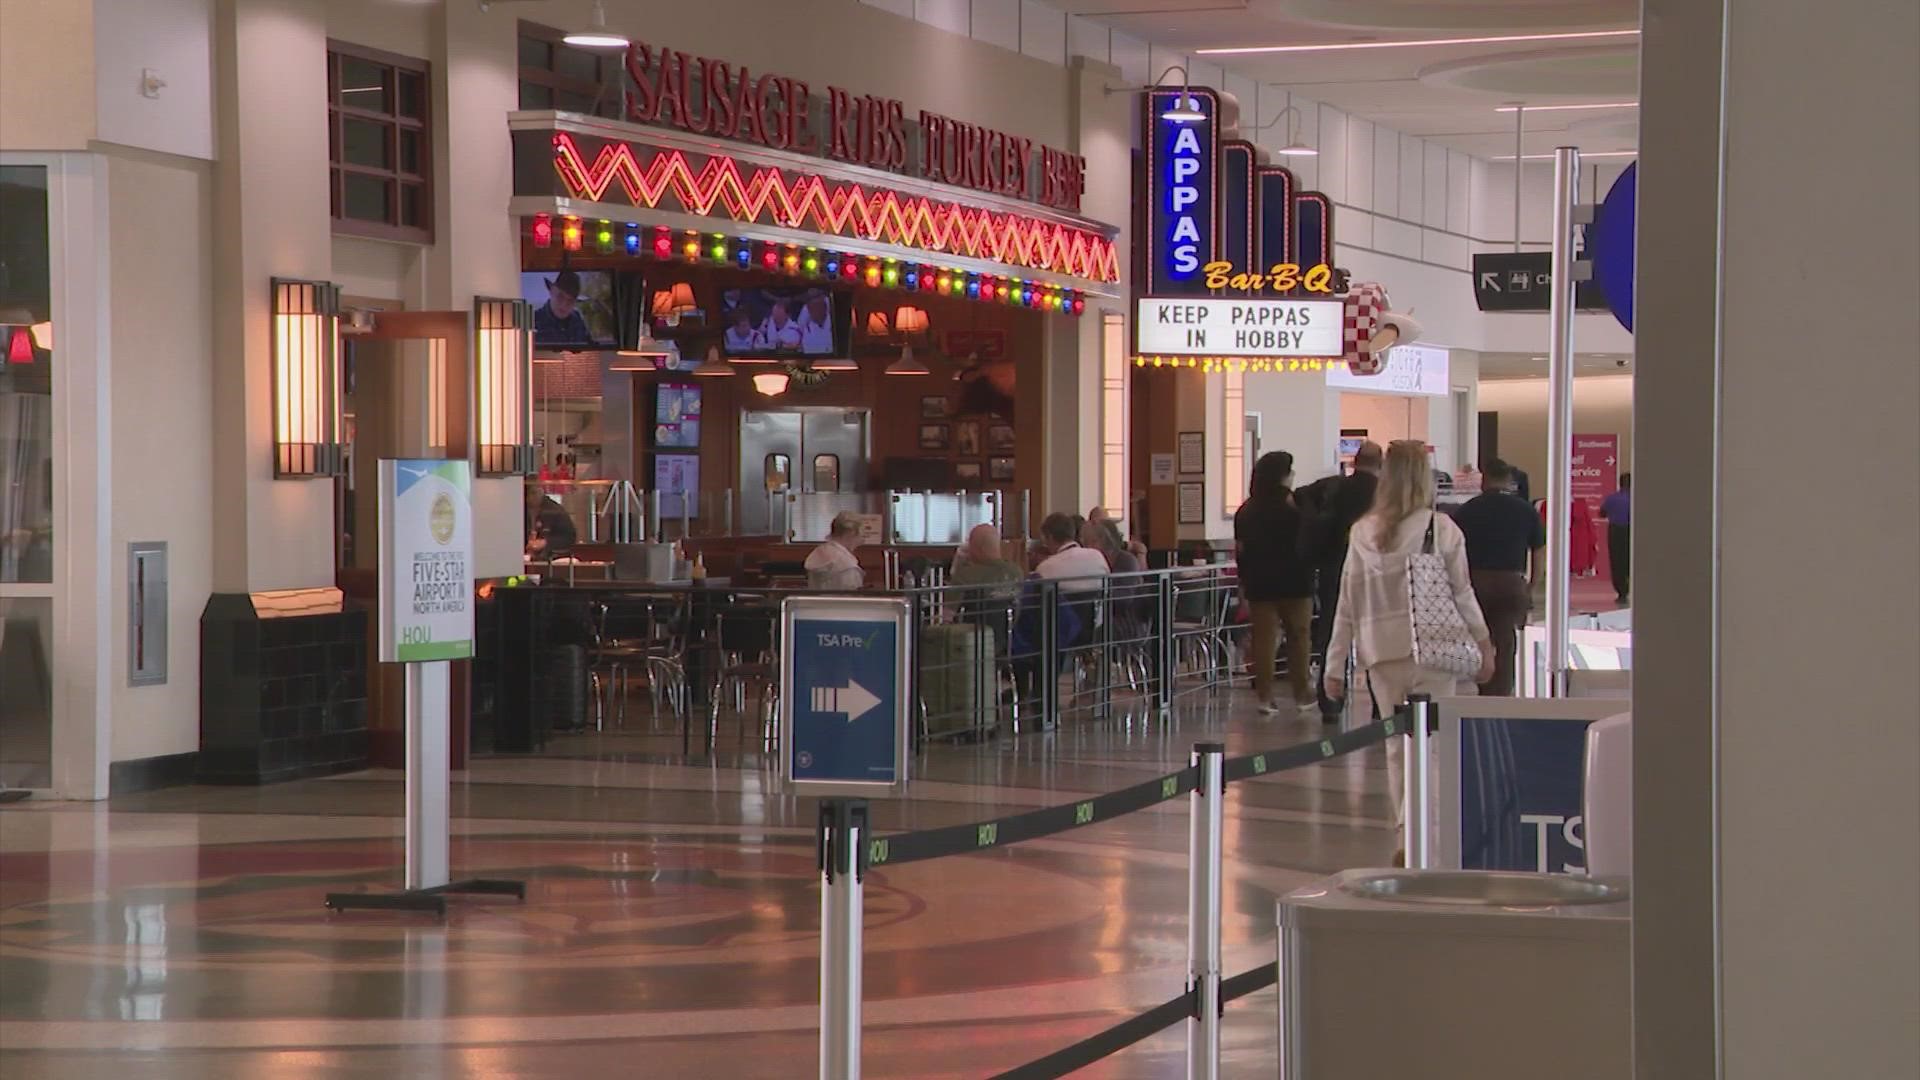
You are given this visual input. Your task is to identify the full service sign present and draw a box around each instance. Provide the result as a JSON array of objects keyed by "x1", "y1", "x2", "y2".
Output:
[
  {"x1": 378, "y1": 459, "x2": 473, "y2": 663},
  {"x1": 1137, "y1": 297, "x2": 1343, "y2": 358},
  {"x1": 622, "y1": 42, "x2": 1085, "y2": 212},
  {"x1": 781, "y1": 596, "x2": 912, "y2": 793}
]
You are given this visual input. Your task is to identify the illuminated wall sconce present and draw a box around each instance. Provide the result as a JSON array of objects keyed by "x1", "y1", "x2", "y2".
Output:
[
  {"x1": 474, "y1": 297, "x2": 536, "y2": 475},
  {"x1": 751, "y1": 371, "x2": 791, "y2": 396},
  {"x1": 865, "y1": 310, "x2": 891, "y2": 337},
  {"x1": 271, "y1": 277, "x2": 345, "y2": 478}
]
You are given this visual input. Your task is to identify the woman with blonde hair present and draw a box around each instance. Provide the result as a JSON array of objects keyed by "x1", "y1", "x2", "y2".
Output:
[{"x1": 1326, "y1": 442, "x2": 1494, "y2": 856}]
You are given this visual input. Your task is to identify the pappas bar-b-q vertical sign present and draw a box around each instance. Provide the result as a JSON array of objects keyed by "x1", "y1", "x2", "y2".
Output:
[{"x1": 1144, "y1": 86, "x2": 1218, "y2": 296}]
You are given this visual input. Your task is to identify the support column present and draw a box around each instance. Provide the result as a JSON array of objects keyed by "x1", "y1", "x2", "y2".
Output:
[{"x1": 1635, "y1": 1, "x2": 1919, "y2": 1077}]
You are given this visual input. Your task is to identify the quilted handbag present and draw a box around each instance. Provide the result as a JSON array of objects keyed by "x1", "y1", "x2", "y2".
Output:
[{"x1": 1408, "y1": 513, "x2": 1482, "y2": 677}]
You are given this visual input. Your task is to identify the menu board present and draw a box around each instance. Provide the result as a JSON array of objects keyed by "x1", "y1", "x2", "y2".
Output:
[{"x1": 655, "y1": 383, "x2": 702, "y2": 448}]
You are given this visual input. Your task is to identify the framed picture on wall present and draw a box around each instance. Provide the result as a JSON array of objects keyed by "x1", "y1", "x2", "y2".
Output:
[
  {"x1": 988, "y1": 456, "x2": 1015, "y2": 481},
  {"x1": 920, "y1": 395, "x2": 949, "y2": 418},
  {"x1": 956, "y1": 420, "x2": 981, "y2": 456},
  {"x1": 954, "y1": 461, "x2": 983, "y2": 482},
  {"x1": 987, "y1": 424, "x2": 1016, "y2": 453},
  {"x1": 943, "y1": 329, "x2": 1008, "y2": 362},
  {"x1": 919, "y1": 423, "x2": 950, "y2": 450}
]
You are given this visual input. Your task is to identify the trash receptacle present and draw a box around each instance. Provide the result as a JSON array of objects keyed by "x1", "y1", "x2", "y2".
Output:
[{"x1": 1276, "y1": 869, "x2": 1630, "y2": 1080}]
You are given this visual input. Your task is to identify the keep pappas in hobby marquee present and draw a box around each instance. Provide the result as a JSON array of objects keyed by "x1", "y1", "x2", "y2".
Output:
[
  {"x1": 513, "y1": 41, "x2": 1119, "y2": 286},
  {"x1": 1136, "y1": 85, "x2": 1419, "y2": 373}
]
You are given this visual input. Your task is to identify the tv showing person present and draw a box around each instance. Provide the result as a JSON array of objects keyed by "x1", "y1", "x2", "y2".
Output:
[
  {"x1": 533, "y1": 270, "x2": 591, "y2": 347},
  {"x1": 761, "y1": 299, "x2": 803, "y2": 351},
  {"x1": 724, "y1": 310, "x2": 760, "y2": 352},
  {"x1": 797, "y1": 289, "x2": 835, "y2": 354}
]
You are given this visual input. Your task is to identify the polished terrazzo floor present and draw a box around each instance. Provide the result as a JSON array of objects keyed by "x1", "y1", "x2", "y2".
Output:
[{"x1": 0, "y1": 686, "x2": 1396, "y2": 1078}]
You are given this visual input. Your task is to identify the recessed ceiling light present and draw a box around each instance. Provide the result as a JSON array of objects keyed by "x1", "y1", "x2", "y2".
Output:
[
  {"x1": 1496, "y1": 102, "x2": 1638, "y2": 113},
  {"x1": 1197, "y1": 29, "x2": 1637, "y2": 57}
]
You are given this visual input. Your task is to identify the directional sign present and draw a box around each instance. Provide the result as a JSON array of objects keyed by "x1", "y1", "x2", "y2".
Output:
[
  {"x1": 780, "y1": 595, "x2": 913, "y2": 794},
  {"x1": 1472, "y1": 252, "x2": 1553, "y2": 311},
  {"x1": 1472, "y1": 251, "x2": 1609, "y2": 313},
  {"x1": 1570, "y1": 433, "x2": 1620, "y2": 507}
]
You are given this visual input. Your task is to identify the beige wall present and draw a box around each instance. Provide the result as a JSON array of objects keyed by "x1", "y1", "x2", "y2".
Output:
[
  {"x1": 105, "y1": 148, "x2": 213, "y2": 761},
  {"x1": 1475, "y1": 374, "x2": 1633, "y2": 496},
  {"x1": 1636, "y1": 0, "x2": 1920, "y2": 1075},
  {"x1": 0, "y1": 0, "x2": 95, "y2": 149},
  {"x1": 210, "y1": 0, "x2": 335, "y2": 593}
]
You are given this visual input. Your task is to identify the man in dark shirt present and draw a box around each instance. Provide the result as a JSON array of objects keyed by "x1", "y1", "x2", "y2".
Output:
[
  {"x1": 533, "y1": 269, "x2": 592, "y2": 347},
  {"x1": 1235, "y1": 451, "x2": 1316, "y2": 714},
  {"x1": 1599, "y1": 473, "x2": 1631, "y2": 604},
  {"x1": 1455, "y1": 459, "x2": 1547, "y2": 696},
  {"x1": 1298, "y1": 441, "x2": 1382, "y2": 719}
]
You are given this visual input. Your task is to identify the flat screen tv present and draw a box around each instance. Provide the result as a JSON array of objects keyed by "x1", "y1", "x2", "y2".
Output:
[
  {"x1": 521, "y1": 269, "x2": 616, "y2": 349},
  {"x1": 655, "y1": 453, "x2": 699, "y2": 519},
  {"x1": 654, "y1": 382, "x2": 701, "y2": 449},
  {"x1": 718, "y1": 286, "x2": 846, "y2": 358}
]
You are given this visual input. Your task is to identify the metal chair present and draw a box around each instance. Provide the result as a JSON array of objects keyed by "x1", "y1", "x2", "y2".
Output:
[{"x1": 707, "y1": 606, "x2": 780, "y2": 752}]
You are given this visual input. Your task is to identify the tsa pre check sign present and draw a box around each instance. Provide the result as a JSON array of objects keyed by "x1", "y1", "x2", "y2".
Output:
[{"x1": 1136, "y1": 297, "x2": 1344, "y2": 358}]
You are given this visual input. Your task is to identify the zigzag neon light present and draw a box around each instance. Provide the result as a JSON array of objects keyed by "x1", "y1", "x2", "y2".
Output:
[{"x1": 552, "y1": 133, "x2": 1119, "y2": 284}]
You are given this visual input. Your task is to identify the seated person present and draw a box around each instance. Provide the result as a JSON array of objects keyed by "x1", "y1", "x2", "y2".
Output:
[
  {"x1": 804, "y1": 511, "x2": 867, "y2": 590},
  {"x1": 1034, "y1": 512, "x2": 1109, "y2": 592},
  {"x1": 951, "y1": 524, "x2": 1023, "y2": 647},
  {"x1": 525, "y1": 485, "x2": 577, "y2": 559}
]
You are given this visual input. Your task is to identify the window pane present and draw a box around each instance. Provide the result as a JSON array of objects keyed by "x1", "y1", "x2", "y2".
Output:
[
  {"x1": 552, "y1": 45, "x2": 600, "y2": 83},
  {"x1": 519, "y1": 82, "x2": 553, "y2": 109},
  {"x1": 0, "y1": 597, "x2": 54, "y2": 789},
  {"x1": 396, "y1": 71, "x2": 425, "y2": 119},
  {"x1": 556, "y1": 90, "x2": 597, "y2": 114},
  {"x1": 812, "y1": 454, "x2": 840, "y2": 493},
  {"x1": 341, "y1": 172, "x2": 392, "y2": 223},
  {"x1": 341, "y1": 117, "x2": 391, "y2": 169},
  {"x1": 399, "y1": 128, "x2": 423, "y2": 176},
  {"x1": 399, "y1": 183, "x2": 426, "y2": 228},
  {"x1": 0, "y1": 164, "x2": 53, "y2": 586},
  {"x1": 338, "y1": 56, "x2": 391, "y2": 113},
  {"x1": 764, "y1": 454, "x2": 790, "y2": 491},
  {"x1": 517, "y1": 35, "x2": 550, "y2": 70}
]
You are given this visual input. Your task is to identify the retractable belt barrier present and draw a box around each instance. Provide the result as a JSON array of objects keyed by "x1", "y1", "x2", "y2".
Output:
[{"x1": 815, "y1": 709, "x2": 1413, "y2": 1080}]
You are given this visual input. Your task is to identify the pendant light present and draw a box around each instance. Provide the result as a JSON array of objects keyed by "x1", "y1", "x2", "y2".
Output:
[
  {"x1": 691, "y1": 344, "x2": 735, "y2": 377},
  {"x1": 563, "y1": 1, "x2": 629, "y2": 49},
  {"x1": 884, "y1": 343, "x2": 930, "y2": 376},
  {"x1": 811, "y1": 354, "x2": 859, "y2": 372},
  {"x1": 1250, "y1": 104, "x2": 1318, "y2": 156}
]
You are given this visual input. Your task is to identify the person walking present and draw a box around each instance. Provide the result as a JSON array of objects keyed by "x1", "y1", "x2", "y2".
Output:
[
  {"x1": 1300, "y1": 440, "x2": 1383, "y2": 720},
  {"x1": 1235, "y1": 452, "x2": 1317, "y2": 715},
  {"x1": 1325, "y1": 441, "x2": 1495, "y2": 855},
  {"x1": 1600, "y1": 473, "x2": 1632, "y2": 605},
  {"x1": 1454, "y1": 459, "x2": 1546, "y2": 696}
]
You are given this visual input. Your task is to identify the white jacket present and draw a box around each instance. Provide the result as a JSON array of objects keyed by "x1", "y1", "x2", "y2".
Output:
[{"x1": 1328, "y1": 509, "x2": 1491, "y2": 670}]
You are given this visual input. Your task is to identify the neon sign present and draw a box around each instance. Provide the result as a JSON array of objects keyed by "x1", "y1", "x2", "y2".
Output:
[
  {"x1": 1166, "y1": 125, "x2": 1207, "y2": 276},
  {"x1": 1202, "y1": 261, "x2": 1337, "y2": 294},
  {"x1": 621, "y1": 41, "x2": 1086, "y2": 212},
  {"x1": 545, "y1": 132, "x2": 1120, "y2": 283}
]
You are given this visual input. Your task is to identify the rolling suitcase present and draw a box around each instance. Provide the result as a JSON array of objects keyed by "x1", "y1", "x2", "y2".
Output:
[{"x1": 920, "y1": 621, "x2": 997, "y2": 738}]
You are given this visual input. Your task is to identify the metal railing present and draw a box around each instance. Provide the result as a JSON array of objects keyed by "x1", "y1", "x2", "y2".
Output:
[{"x1": 815, "y1": 697, "x2": 1439, "y2": 1079}]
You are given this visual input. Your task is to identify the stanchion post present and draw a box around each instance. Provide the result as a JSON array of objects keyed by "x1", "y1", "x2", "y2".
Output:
[
  {"x1": 818, "y1": 798, "x2": 868, "y2": 1080},
  {"x1": 1156, "y1": 574, "x2": 1176, "y2": 717},
  {"x1": 1409, "y1": 695, "x2": 1435, "y2": 869},
  {"x1": 1187, "y1": 743, "x2": 1225, "y2": 1080}
]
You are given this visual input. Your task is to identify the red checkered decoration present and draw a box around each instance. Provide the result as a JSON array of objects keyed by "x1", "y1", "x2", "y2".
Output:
[{"x1": 1343, "y1": 282, "x2": 1390, "y2": 375}]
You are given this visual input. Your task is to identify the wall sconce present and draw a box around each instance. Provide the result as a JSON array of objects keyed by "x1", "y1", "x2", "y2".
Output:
[
  {"x1": 865, "y1": 310, "x2": 891, "y2": 337},
  {"x1": 272, "y1": 277, "x2": 345, "y2": 478},
  {"x1": 752, "y1": 371, "x2": 791, "y2": 396},
  {"x1": 474, "y1": 296, "x2": 535, "y2": 475},
  {"x1": 651, "y1": 290, "x2": 676, "y2": 318}
]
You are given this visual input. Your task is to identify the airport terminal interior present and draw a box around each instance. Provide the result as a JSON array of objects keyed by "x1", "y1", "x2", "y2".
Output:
[{"x1": 0, "y1": 1, "x2": 1914, "y2": 1077}]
